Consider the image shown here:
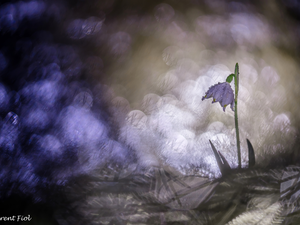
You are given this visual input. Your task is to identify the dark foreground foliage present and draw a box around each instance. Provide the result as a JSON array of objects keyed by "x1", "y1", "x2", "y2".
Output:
[{"x1": 56, "y1": 165, "x2": 300, "y2": 225}]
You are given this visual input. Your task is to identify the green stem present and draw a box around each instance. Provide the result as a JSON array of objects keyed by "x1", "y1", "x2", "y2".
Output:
[{"x1": 234, "y1": 63, "x2": 241, "y2": 169}]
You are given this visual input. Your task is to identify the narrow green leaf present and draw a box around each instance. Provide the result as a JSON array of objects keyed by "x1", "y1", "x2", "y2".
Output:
[
  {"x1": 226, "y1": 74, "x2": 235, "y2": 83},
  {"x1": 247, "y1": 139, "x2": 255, "y2": 168}
]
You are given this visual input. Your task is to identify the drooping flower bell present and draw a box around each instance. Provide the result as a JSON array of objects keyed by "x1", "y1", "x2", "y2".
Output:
[{"x1": 202, "y1": 82, "x2": 235, "y2": 112}]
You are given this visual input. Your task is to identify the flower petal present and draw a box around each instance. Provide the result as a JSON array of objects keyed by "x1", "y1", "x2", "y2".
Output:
[{"x1": 202, "y1": 82, "x2": 234, "y2": 112}]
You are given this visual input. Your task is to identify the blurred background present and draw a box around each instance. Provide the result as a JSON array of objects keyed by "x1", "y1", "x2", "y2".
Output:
[{"x1": 0, "y1": 0, "x2": 300, "y2": 224}]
